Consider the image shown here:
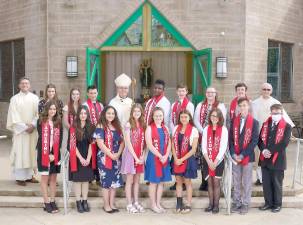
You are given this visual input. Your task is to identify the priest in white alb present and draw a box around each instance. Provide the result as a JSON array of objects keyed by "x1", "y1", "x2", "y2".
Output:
[
  {"x1": 252, "y1": 82, "x2": 294, "y2": 185},
  {"x1": 109, "y1": 73, "x2": 133, "y2": 127},
  {"x1": 6, "y1": 77, "x2": 39, "y2": 186}
]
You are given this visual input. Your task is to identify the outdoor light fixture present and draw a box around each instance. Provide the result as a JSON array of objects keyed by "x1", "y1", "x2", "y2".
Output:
[
  {"x1": 66, "y1": 56, "x2": 78, "y2": 77},
  {"x1": 216, "y1": 57, "x2": 227, "y2": 78}
]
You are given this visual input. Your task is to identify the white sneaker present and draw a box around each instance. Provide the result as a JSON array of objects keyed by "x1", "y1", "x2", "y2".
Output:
[{"x1": 126, "y1": 204, "x2": 138, "y2": 213}]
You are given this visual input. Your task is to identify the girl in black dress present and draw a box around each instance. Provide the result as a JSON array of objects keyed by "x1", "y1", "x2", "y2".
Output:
[
  {"x1": 37, "y1": 100, "x2": 62, "y2": 214},
  {"x1": 68, "y1": 106, "x2": 95, "y2": 213}
]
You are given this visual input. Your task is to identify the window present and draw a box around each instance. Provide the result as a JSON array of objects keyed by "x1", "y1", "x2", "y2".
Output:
[
  {"x1": 0, "y1": 39, "x2": 25, "y2": 101},
  {"x1": 267, "y1": 40, "x2": 293, "y2": 102}
]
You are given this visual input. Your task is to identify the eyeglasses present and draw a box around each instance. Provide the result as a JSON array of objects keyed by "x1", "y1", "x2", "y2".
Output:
[
  {"x1": 206, "y1": 91, "x2": 216, "y2": 94},
  {"x1": 262, "y1": 88, "x2": 271, "y2": 91}
]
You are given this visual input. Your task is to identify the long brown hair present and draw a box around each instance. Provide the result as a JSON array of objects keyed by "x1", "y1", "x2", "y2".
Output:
[
  {"x1": 208, "y1": 108, "x2": 224, "y2": 127},
  {"x1": 68, "y1": 88, "x2": 81, "y2": 118},
  {"x1": 129, "y1": 103, "x2": 146, "y2": 130},
  {"x1": 74, "y1": 105, "x2": 94, "y2": 141},
  {"x1": 44, "y1": 83, "x2": 59, "y2": 101},
  {"x1": 177, "y1": 109, "x2": 194, "y2": 126},
  {"x1": 98, "y1": 106, "x2": 122, "y2": 133},
  {"x1": 39, "y1": 100, "x2": 61, "y2": 127}
]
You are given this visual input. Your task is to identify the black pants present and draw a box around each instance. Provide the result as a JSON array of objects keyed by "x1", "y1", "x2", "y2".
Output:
[{"x1": 261, "y1": 167, "x2": 284, "y2": 207}]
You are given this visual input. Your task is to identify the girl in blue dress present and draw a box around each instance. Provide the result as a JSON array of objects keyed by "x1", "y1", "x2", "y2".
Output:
[
  {"x1": 94, "y1": 106, "x2": 124, "y2": 213},
  {"x1": 145, "y1": 107, "x2": 172, "y2": 213}
]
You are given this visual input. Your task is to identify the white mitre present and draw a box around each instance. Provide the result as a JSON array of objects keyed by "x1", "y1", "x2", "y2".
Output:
[{"x1": 114, "y1": 73, "x2": 132, "y2": 87}]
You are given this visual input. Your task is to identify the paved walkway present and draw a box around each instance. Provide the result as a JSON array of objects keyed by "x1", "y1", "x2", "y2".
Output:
[{"x1": 1, "y1": 207, "x2": 303, "y2": 225}]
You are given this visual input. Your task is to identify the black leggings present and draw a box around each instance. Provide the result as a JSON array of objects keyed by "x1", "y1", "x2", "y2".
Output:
[{"x1": 207, "y1": 177, "x2": 221, "y2": 207}]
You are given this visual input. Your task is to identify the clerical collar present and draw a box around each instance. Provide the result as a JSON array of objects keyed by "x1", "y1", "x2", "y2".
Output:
[{"x1": 117, "y1": 95, "x2": 127, "y2": 102}]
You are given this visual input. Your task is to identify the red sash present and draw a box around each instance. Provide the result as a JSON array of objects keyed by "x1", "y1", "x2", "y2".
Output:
[
  {"x1": 173, "y1": 124, "x2": 193, "y2": 173},
  {"x1": 87, "y1": 99, "x2": 102, "y2": 126},
  {"x1": 260, "y1": 117, "x2": 286, "y2": 164},
  {"x1": 151, "y1": 122, "x2": 169, "y2": 177},
  {"x1": 131, "y1": 126, "x2": 145, "y2": 173},
  {"x1": 171, "y1": 98, "x2": 189, "y2": 126},
  {"x1": 199, "y1": 100, "x2": 219, "y2": 127},
  {"x1": 41, "y1": 122, "x2": 60, "y2": 167},
  {"x1": 69, "y1": 127, "x2": 77, "y2": 172},
  {"x1": 103, "y1": 127, "x2": 122, "y2": 170},
  {"x1": 229, "y1": 97, "x2": 238, "y2": 121},
  {"x1": 207, "y1": 125, "x2": 222, "y2": 177},
  {"x1": 144, "y1": 94, "x2": 164, "y2": 125},
  {"x1": 233, "y1": 114, "x2": 254, "y2": 165}
]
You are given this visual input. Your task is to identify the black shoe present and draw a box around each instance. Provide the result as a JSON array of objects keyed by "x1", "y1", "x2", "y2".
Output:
[
  {"x1": 170, "y1": 183, "x2": 176, "y2": 190},
  {"x1": 271, "y1": 206, "x2": 281, "y2": 213},
  {"x1": 103, "y1": 207, "x2": 114, "y2": 213},
  {"x1": 204, "y1": 205, "x2": 213, "y2": 212},
  {"x1": 111, "y1": 208, "x2": 120, "y2": 213},
  {"x1": 43, "y1": 202, "x2": 53, "y2": 213},
  {"x1": 76, "y1": 200, "x2": 84, "y2": 213},
  {"x1": 259, "y1": 204, "x2": 272, "y2": 211},
  {"x1": 212, "y1": 206, "x2": 219, "y2": 214},
  {"x1": 199, "y1": 182, "x2": 208, "y2": 191},
  {"x1": 82, "y1": 200, "x2": 90, "y2": 212},
  {"x1": 255, "y1": 179, "x2": 262, "y2": 186},
  {"x1": 50, "y1": 201, "x2": 59, "y2": 213}
]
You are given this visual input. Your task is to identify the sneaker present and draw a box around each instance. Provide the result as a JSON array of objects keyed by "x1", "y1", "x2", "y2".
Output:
[
  {"x1": 240, "y1": 205, "x2": 249, "y2": 215},
  {"x1": 231, "y1": 203, "x2": 241, "y2": 213}
]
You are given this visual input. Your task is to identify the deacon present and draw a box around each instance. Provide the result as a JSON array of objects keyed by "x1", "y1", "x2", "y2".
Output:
[
  {"x1": 144, "y1": 79, "x2": 171, "y2": 127},
  {"x1": 229, "y1": 97, "x2": 259, "y2": 214},
  {"x1": 258, "y1": 104, "x2": 292, "y2": 213},
  {"x1": 6, "y1": 77, "x2": 39, "y2": 186},
  {"x1": 193, "y1": 86, "x2": 226, "y2": 191},
  {"x1": 109, "y1": 73, "x2": 133, "y2": 127},
  {"x1": 252, "y1": 82, "x2": 294, "y2": 186},
  {"x1": 83, "y1": 85, "x2": 104, "y2": 190}
]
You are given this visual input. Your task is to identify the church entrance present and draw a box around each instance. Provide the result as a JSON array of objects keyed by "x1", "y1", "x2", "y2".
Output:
[{"x1": 86, "y1": 1, "x2": 212, "y2": 105}]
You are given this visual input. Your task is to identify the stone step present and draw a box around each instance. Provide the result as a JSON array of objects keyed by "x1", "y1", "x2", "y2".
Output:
[
  {"x1": 1, "y1": 180, "x2": 302, "y2": 198},
  {"x1": 1, "y1": 196, "x2": 303, "y2": 211}
]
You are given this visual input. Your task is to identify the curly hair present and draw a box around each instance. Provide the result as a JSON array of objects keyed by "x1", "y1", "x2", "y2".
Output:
[{"x1": 98, "y1": 106, "x2": 122, "y2": 133}]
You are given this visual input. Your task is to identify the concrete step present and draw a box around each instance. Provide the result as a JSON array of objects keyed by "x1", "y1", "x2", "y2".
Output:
[
  {"x1": 1, "y1": 196, "x2": 303, "y2": 210},
  {"x1": 1, "y1": 180, "x2": 302, "y2": 198}
]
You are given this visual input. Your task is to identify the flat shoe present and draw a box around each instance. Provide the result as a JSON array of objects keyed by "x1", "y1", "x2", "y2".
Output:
[{"x1": 103, "y1": 207, "x2": 114, "y2": 214}]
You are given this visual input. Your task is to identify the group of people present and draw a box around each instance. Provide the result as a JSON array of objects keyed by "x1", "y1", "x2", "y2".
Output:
[{"x1": 6, "y1": 73, "x2": 294, "y2": 215}]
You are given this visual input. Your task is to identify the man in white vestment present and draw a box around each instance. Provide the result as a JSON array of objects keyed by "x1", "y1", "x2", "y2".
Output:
[
  {"x1": 252, "y1": 82, "x2": 294, "y2": 185},
  {"x1": 6, "y1": 77, "x2": 39, "y2": 186},
  {"x1": 109, "y1": 73, "x2": 133, "y2": 127}
]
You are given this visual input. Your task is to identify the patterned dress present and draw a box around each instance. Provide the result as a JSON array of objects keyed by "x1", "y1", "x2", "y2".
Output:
[
  {"x1": 144, "y1": 128, "x2": 172, "y2": 184},
  {"x1": 94, "y1": 127, "x2": 123, "y2": 189}
]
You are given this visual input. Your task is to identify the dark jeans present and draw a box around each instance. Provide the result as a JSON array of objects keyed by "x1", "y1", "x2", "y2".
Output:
[{"x1": 261, "y1": 167, "x2": 284, "y2": 207}]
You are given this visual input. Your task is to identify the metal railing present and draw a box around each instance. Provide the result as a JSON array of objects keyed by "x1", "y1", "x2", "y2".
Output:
[
  {"x1": 59, "y1": 150, "x2": 70, "y2": 215},
  {"x1": 292, "y1": 138, "x2": 303, "y2": 188},
  {"x1": 221, "y1": 151, "x2": 233, "y2": 215}
]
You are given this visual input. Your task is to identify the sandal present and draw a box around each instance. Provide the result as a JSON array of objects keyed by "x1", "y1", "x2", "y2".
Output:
[
  {"x1": 181, "y1": 205, "x2": 192, "y2": 214},
  {"x1": 134, "y1": 202, "x2": 145, "y2": 213},
  {"x1": 126, "y1": 204, "x2": 138, "y2": 213},
  {"x1": 151, "y1": 206, "x2": 162, "y2": 214}
]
